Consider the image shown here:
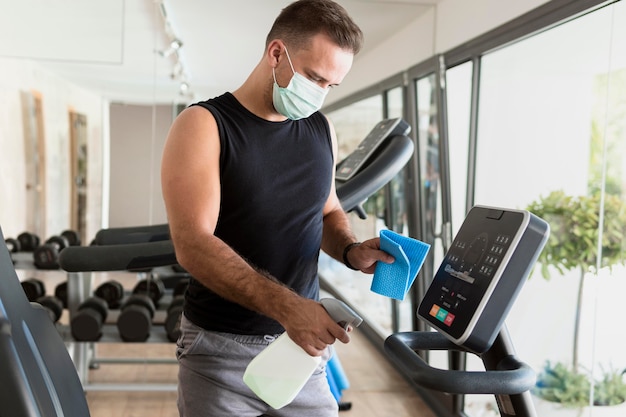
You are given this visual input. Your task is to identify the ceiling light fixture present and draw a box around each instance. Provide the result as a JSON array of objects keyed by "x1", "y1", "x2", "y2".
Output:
[{"x1": 157, "y1": 1, "x2": 192, "y2": 98}]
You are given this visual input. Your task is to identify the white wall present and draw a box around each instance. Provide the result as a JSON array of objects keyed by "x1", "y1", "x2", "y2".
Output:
[{"x1": 0, "y1": 57, "x2": 105, "y2": 241}]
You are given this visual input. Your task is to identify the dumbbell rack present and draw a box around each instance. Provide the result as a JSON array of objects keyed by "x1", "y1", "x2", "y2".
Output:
[
  {"x1": 12, "y1": 251, "x2": 179, "y2": 392},
  {"x1": 63, "y1": 269, "x2": 179, "y2": 392}
]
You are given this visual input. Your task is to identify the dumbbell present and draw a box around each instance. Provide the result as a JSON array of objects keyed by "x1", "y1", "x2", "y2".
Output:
[
  {"x1": 54, "y1": 281, "x2": 68, "y2": 309},
  {"x1": 17, "y1": 232, "x2": 40, "y2": 252},
  {"x1": 164, "y1": 296, "x2": 185, "y2": 342},
  {"x1": 117, "y1": 294, "x2": 155, "y2": 342},
  {"x1": 132, "y1": 277, "x2": 165, "y2": 308},
  {"x1": 33, "y1": 235, "x2": 70, "y2": 270},
  {"x1": 35, "y1": 296, "x2": 64, "y2": 323},
  {"x1": 5, "y1": 237, "x2": 21, "y2": 253},
  {"x1": 21, "y1": 278, "x2": 46, "y2": 301},
  {"x1": 60, "y1": 229, "x2": 81, "y2": 246},
  {"x1": 70, "y1": 297, "x2": 109, "y2": 341},
  {"x1": 164, "y1": 279, "x2": 188, "y2": 342},
  {"x1": 94, "y1": 280, "x2": 125, "y2": 309}
]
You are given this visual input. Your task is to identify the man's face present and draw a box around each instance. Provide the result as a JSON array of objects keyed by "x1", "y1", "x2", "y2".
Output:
[{"x1": 275, "y1": 33, "x2": 354, "y2": 91}]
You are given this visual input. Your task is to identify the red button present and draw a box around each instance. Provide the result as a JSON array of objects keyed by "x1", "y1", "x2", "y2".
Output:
[{"x1": 443, "y1": 312, "x2": 455, "y2": 326}]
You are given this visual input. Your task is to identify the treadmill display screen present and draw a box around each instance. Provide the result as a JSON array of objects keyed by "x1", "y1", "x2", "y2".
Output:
[{"x1": 418, "y1": 209, "x2": 525, "y2": 339}]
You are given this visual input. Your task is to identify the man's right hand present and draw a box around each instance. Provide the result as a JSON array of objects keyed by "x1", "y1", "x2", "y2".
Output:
[{"x1": 280, "y1": 298, "x2": 350, "y2": 356}]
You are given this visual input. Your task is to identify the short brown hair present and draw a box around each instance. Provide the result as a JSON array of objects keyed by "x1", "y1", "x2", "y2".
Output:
[{"x1": 266, "y1": 0, "x2": 363, "y2": 54}]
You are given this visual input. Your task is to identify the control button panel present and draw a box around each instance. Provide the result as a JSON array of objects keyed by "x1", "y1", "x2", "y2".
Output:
[{"x1": 418, "y1": 208, "x2": 524, "y2": 340}]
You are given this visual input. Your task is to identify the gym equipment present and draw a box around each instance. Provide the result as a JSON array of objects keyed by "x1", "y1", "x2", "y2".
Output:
[
  {"x1": 243, "y1": 298, "x2": 363, "y2": 410},
  {"x1": 33, "y1": 234, "x2": 70, "y2": 269},
  {"x1": 335, "y1": 118, "x2": 413, "y2": 218},
  {"x1": 71, "y1": 296, "x2": 109, "y2": 341},
  {"x1": 5, "y1": 237, "x2": 21, "y2": 253},
  {"x1": 94, "y1": 280, "x2": 124, "y2": 309},
  {"x1": 21, "y1": 277, "x2": 46, "y2": 301},
  {"x1": 336, "y1": 118, "x2": 410, "y2": 181},
  {"x1": 132, "y1": 277, "x2": 165, "y2": 307},
  {"x1": 0, "y1": 226, "x2": 90, "y2": 416},
  {"x1": 17, "y1": 231, "x2": 40, "y2": 252},
  {"x1": 54, "y1": 280, "x2": 69, "y2": 308},
  {"x1": 385, "y1": 205, "x2": 550, "y2": 417},
  {"x1": 35, "y1": 295, "x2": 64, "y2": 323},
  {"x1": 164, "y1": 295, "x2": 184, "y2": 342},
  {"x1": 60, "y1": 239, "x2": 176, "y2": 272},
  {"x1": 116, "y1": 294, "x2": 156, "y2": 342},
  {"x1": 61, "y1": 229, "x2": 82, "y2": 246},
  {"x1": 94, "y1": 224, "x2": 170, "y2": 245}
]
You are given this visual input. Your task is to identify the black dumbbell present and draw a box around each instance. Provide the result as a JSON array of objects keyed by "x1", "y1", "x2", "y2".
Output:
[
  {"x1": 132, "y1": 277, "x2": 165, "y2": 307},
  {"x1": 95, "y1": 280, "x2": 125, "y2": 309},
  {"x1": 164, "y1": 296, "x2": 185, "y2": 342},
  {"x1": 117, "y1": 294, "x2": 155, "y2": 342},
  {"x1": 33, "y1": 235, "x2": 70, "y2": 270},
  {"x1": 61, "y1": 230, "x2": 81, "y2": 246},
  {"x1": 54, "y1": 281, "x2": 68, "y2": 309},
  {"x1": 71, "y1": 297, "x2": 109, "y2": 341},
  {"x1": 17, "y1": 232, "x2": 40, "y2": 252},
  {"x1": 35, "y1": 295, "x2": 64, "y2": 323},
  {"x1": 5, "y1": 238, "x2": 21, "y2": 253},
  {"x1": 21, "y1": 278, "x2": 46, "y2": 301}
]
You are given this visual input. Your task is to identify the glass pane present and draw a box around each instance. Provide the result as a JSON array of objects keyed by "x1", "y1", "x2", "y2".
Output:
[
  {"x1": 446, "y1": 61, "x2": 473, "y2": 234},
  {"x1": 467, "y1": 2, "x2": 626, "y2": 415},
  {"x1": 416, "y1": 75, "x2": 445, "y2": 274},
  {"x1": 415, "y1": 74, "x2": 451, "y2": 371},
  {"x1": 386, "y1": 87, "x2": 403, "y2": 119}
]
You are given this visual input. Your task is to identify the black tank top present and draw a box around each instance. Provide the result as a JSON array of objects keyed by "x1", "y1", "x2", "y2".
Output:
[{"x1": 183, "y1": 93, "x2": 333, "y2": 335}]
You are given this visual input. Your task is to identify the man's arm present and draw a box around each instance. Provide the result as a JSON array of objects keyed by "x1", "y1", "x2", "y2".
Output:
[{"x1": 161, "y1": 106, "x2": 347, "y2": 356}]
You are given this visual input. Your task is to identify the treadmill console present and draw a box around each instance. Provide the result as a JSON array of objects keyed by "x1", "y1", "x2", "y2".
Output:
[
  {"x1": 417, "y1": 206, "x2": 549, "y2": 353},
  {"x1": 336, "y1": 118, "x2": 411, "y2": 182}
]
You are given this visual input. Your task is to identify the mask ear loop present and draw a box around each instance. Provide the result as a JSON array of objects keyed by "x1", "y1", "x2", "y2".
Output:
[
  {"x1": 272, "y1": 45, "x2": 296, "y2": 86},
  {"x1": 283, "y1": 46, "x2": 296, "y2": 74}
]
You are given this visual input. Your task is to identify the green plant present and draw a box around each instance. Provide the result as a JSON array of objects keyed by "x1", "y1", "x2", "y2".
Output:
[
  {"x1": 527, "y1": 191, "x2": 626, "y2": 408},
  {"x1": 526, "y1": 190, "x2": 626, "y2": 369},
  {"x1": 594, "y1": 367, "x2": 626, "y2": 406},
  {"x1": 534, "y1": 362, "x2": 626, "y2": 408},
  {"x1": 534, "y1": 362, "x2": 591, "y2": 408}
]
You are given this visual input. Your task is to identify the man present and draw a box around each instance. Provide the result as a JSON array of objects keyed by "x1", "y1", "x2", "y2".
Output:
[{"x1": 161, "y1": 1, "x2": 393, "y2": 415}]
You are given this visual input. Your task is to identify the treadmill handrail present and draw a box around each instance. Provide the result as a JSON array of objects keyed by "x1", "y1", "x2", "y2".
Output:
[
  {"x1": 59, "y1": 240, "x2": 177, "y2": 272},
  {"x1": 94, "y1": 224, "x2": 170, "y2": 245},
  {"x1": 337, "y1": 134, "x2": 413, "y2": 213},
  {"x1": 384, "y1": 332, "x2": 536, "y2": 395}
]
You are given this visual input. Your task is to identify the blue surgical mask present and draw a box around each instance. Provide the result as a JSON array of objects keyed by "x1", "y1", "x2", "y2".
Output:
[{"x1": 272, "y1": 47, "x2": 329, "y2": 120}]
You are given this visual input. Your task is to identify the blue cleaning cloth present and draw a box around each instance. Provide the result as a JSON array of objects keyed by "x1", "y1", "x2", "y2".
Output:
[{"x1": 371, "y1": 229, "x2": 430, "y2": 301}]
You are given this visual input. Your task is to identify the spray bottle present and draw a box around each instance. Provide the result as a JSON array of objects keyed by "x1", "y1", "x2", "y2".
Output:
[{"x1": 243, "y1": 298, "x2": 363, "y2": 409}]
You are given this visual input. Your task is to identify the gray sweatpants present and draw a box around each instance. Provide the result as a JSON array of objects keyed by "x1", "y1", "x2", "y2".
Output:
[{"x1": 176, "y1": 314, "x2": 339, "y2": 417}]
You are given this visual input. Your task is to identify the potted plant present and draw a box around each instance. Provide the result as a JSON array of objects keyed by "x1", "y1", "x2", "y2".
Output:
[
  {"x1": 526, "y1": 190, "x2": 626, "y2": 411},
  {"x1": 534, "y1": 362, "x2": 626, "y2": 409}
]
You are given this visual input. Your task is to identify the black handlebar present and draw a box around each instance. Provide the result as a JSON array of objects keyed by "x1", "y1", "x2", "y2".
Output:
[
  {"x1": 384, "y1": 332, "x2": 536, "y2": 395},
  {"x1": 337, "y1": 134, "x2": 413, "y2": 214},
  {"x1": 94, "y1": 224, "x2": 170, "y2": 245},
  {"x1": 59, "y1": 240, "x2": 177, "y2": 272}
]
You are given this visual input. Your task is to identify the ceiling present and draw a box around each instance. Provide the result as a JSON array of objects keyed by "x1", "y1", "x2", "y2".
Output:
[{"x1": 0, "y1": 0, "x2": 440, "y2": 104}]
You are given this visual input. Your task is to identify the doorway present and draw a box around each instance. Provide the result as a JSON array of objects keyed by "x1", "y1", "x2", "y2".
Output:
[
  {"x1": 20, "y1": 90, "x2": 46, "y2": 238},
  {"x1": 69, "y1": 111, "x2": 88, "y2": 245}
]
